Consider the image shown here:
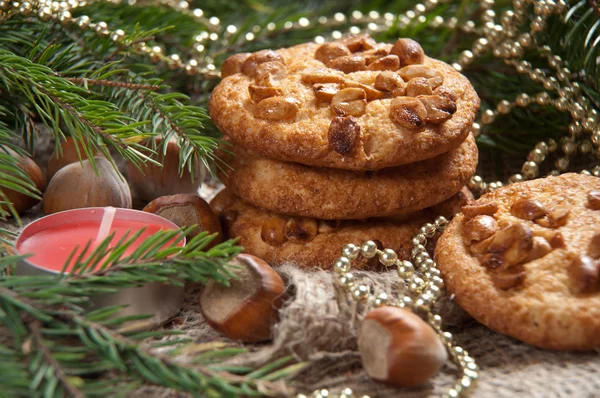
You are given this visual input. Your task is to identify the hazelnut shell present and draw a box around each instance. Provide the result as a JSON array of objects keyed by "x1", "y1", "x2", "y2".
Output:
[{"x1": 1, "y1": 149, "x2": 45, "y2": 215}]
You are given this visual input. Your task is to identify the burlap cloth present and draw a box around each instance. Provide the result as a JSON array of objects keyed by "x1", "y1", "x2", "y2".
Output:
[{"x1": 5, "y1": 130, "x2": 600, "y2": 397}]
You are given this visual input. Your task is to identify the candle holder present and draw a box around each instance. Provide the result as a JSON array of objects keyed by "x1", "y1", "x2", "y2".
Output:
[{"x1": 15, "y1": 207, "x2": 186, "y2": 331}]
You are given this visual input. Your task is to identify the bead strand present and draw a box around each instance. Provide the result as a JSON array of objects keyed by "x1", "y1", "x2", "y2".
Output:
[{"x1": 315, "y1": 216, "x2": 477, "y2": 398}]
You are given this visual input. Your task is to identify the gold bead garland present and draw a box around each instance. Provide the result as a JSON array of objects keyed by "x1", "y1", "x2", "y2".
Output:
[{"x1": 302, "y1": 216, "x2": 478, "y2": 398}]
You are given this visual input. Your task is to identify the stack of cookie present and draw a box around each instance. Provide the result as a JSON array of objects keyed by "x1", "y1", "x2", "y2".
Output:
[{"x1": 209, "y1": 35, "x2": 480, "y2": 268}]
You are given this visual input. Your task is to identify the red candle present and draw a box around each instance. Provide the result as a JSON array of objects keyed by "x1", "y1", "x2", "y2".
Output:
[{"x1": 16, "y1": 207, "x2": 183, "y2": 273}]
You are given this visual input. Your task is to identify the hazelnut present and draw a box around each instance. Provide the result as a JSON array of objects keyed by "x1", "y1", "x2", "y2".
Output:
[
  {"x1": 254, "y1": 97, "x2": 299, "y2": 121},
  {"x1": 491, "y1": 267, "x2": 526, "y2": 290},
  {"x1": 248, "y1": 85, "x2": 283, "y2": 103},
  {"x1": 301, "y1": 68, "x2": 345, "y2": 84},
  {"x1": 406, "y1": 77, "x2": 433, "y2": 97},
  {"x1": 254, "y1": 61, "x2": 287, "y2": 87},
  {"x1": 390, "y1": 38, "x2": 425, "y2": 66},
  {"x1": 315, "y1": 42, "x2": 351, "y2": 64},
  {"x1": 589, "y1": 232, "x2": 600, "y2": 259},
  {"x1": 389, "y1": 97, "x2": 427, "y2": 129},
  {"x1": 47, "y1": 137, "x2": 100, "y2": 181},
  {"x1": 358, "y1": 306, "x2": 447, "y2": 388},
  {"x1": 534, "y1": 205, "x2": 570, "y2": 228},
  {"x1": 209, "y1": 188, "x2": 237, "y2": 215},
  {"x1": 418, "y1": 95, "x2": 457, "y2": 124},
  {"x1": 44, "y1": 157, "x2": 131, "y2": 215},
  {"x1": 510, "y1": 198, "x2": 548, "y2": 220},
  {"x1": 427, "y1": 74, "x2": 444, "y2": 89},
  {"x1": 533, "y1": 229, "x2": 566, "y2": 249},
  {"x1": 364, "y1": 48, "x2": 389, "y2": 64},
  {"x1": 434, "y1": 86, "x2": 458, "y2": 102},
  {"x1": 220, "y1": 53, "x2": 251, "y2": 78},
  {"x1": 313, "y1": 83, "x2": 341, "y2": 102},
  {"x1": 526, "y1": 236, "x2": 553, "y2": 262},
  {"x1": 260, "y1": 216, "x2": 287, "y2": 247},
  {"x1": 328, "y1": 116, "x2": 361, "y2": 156},
  {"x1": 480, "y1": 222, "x2": 533, "y2": 270},
  {"x1": 200, "y1": 254, "x2": 285, "y2": 342},
  {"x1": 241, "y1": 50, "x2": 284, "y2": 77},
  {"x1": 331, "y1": 88, "x2": 367, "y2": 117},
  {"x1": 1, "y1": 148, "x2": 45, "y2": 216},
  {"x1": 318, "y1": 219, "x2": 341, "y2": 233},
  {"x1": 143, "y1": 194, "x2": 222, "y2": 245},
  {"x1": 327, "y1": 55, "x2": 367, "y2": 73},
  {"x1": 367, "y1": 55, "x2": 400, "y2": 71},
  {"x1": 344, "y1": 80, "x2": 385, "y2": 101},
  {"x1": 285, "y1": 217, "x2": 318, "y2": 243},
  {"x1": 586, "y1": 190, "x2": 600, "y2": 210},
  {"x1": 462, "y1": 201, "x2": 499, "y2": 219},
  {"x1": 568, "y1": 254, "x2": 600, "y2": 294},
  {"x1": 399, "y1": 65, "x2": 441, "y2": 81},
  {"x1": 374, "y1": 72, "x2": 406, "y2": 96},
  {"x1": 465, "y1": 215, "x2": 498, "y2": 243},
  {"x1": 343, "y1": 35, "x2": 377, "y2": 52}
]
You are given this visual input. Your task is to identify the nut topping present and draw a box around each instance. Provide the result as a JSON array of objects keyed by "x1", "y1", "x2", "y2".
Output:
[
  {"x1": 318, "y1": 219, "x2": 341, "y2": 233},
  {"x1": 480, "y1": 222, "x2": 533, "y2": 270},
  {"x1": 241, "y1": 50, "x2": 284, "y2": 77},
  {"x1": 260, "y1": 216, "x2": 287, "y2": 247},
  {"x1": 427, "y1": 75, "x2": 444, "y2": 89},
  {"x1": 418, "y1": 95, "x2": 457, "y2": 124},
  {"x1": 221, "y1": 53, "x2": 251, "y2": 77},
  {"x1": 533, "y1": 229, "x2": 565, "y2": 248},
  {"x1": 491, "y1": 267, "x2": 526, "y2": 290},
  {"x1": 344, "y1": 80, "x2": 385, "y2": 101},
  {"x1": 406, "y1": 77, "x2": 433, "y2": 97},
  {"x1": 328, "y1": 116, "x2": 361, "y2": 156},
  {"x1": 328, "y1": 55, "x2": 368, "y2": 73},
  {"x1": 343, "y1": 35, "x2": 377, "y2": 52},
  {"x1": 301, "y1": 68, "x2": 345, "y2": 84},
  {"x1": 587, "y1": 190, "x2": 600, "y2": 210},
  {"x1": 510, "y1": 198, "x2": 548, "y2": 220},
  {"x1": 255, "y1": 97, "x2": 299, "y2": 121},
  {"x1": 313, "y1": 83, "x2": 341, "y2": 102},
  {"x1": 367, "y1": 55, "x2": 400, "y2": 71},
  {"x1": 399, "y1": 65, "x2": 441, "y2": 81},
  {"x1": 534, "y1": 205, "x2": 570, "y2": 228},
  {"x1": 315, "y1": 42, "x2": 352, "y2": 64},
  {"x1": 364, "y1": 48, "x2": 389, "y2": 64},
  {"x1": 390, "y1": 38, "x2": 425, "y2": 66},
  {"x1": 248, "y1": 85, "x2": 283, "y2": 103},
  {"x1": 434, "y1": 86, "x2": 458, "y2": 102},
  {"x1": 465, "y1": 215, "x2": 498, "y2": 244},
  {"x1": 462, "y1": 202, "x2": 499, "y2": 219},
  {"x1": 568, "y1": 254, "x2": 599, "y2": 294},
  {"x1": 331, "y1": 88, "x2": 367, "y2": 117},
  {"x1": 374, "y1": 72, "x2": 406, "y2": 97},
  {"x1": 526, "y1": 236, "x2": 553, "y2": 262},
  {"x1": 589, "y1": 232, "x2": 600, "y2": 259},
  {"x1": 254, "y1": 61, "x2": 287, "y2": 86},
  {"x1": 389, "y1": 97, "x2": 427, "y2": 129},
  {"x1": 285, "y1": 217, "x2": 318, "y2": 243}
]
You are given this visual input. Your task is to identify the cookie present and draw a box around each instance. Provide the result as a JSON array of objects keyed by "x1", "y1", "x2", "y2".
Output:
[
  {"x1": 209, "y1": 36, "x2": 480, "y2": 171},
  {"x1": 435, "y1": 173, "x2": 600, "y2": 350},
  {"x1": 218, "y1": 134, "x2": 477, "y2": 220},
  {"x1": 210, "y1": 187, "x2": 472, "y2": 269}
]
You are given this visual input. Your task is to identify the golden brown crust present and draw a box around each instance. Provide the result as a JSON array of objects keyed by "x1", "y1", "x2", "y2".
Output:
[
  {"x1": 209, "y1": 39, "x2": 480, "y2": 171},
  {"x1": 218, "y1": 135, "x2": 477, "y2": 219},
  {"x1": 435, "y1": 174, "x2": 600, "y2": 350},
  {"x1": 211, "y1": 189, "x2": 471, "y2": 269}
]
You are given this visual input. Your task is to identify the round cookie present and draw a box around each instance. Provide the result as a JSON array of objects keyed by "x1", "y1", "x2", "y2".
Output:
[
  {"x1": 209, "y1": 36, "x2": 480, "y2": 171},
  {"x1": 210, "y1": 188, "x2": 472, "y2": 269},
  {"x1": 218, "y1": 134, "x2": 477, "y2": 220},
  {"x1": 435, "y1": 173, "x2": 600, "y2": 350}
]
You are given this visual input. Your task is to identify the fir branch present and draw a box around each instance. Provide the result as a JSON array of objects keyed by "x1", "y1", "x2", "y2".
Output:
[{"x1": 66, "y1": 77, "x2": 161, "y2": 91}]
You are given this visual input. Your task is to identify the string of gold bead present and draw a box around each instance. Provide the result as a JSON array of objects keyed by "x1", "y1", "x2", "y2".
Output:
[{"x1": 299, "y1": 216, "x2": 477, "y2": 398}]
